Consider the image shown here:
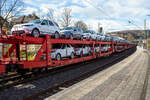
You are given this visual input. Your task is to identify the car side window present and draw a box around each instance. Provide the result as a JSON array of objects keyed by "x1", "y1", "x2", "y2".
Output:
[
  {"x1": 82, "y1": 45, "x2": 85, "y2": 48},
  {"x1": 41, "y1": 20, "x2": 48, "y2": 25},
  {"x1": 61, "y1": 44, "x2": 66, "y2": 49},
  {"x1": 91, "y1": 31, "x2": 94, "y2": 34},
  {"x1": 80, "y1": 29, "x2": 83, "y2": 33},
  {"x1": 52, "y1": 44, "x2": 61, "y2": 49},
  {"x1": 67, "y1": 44, "x2": 71, "y2": 48},
  {"x1": 54, "y1": 22, "x2": 59, "y2": 27},
  {"x1": 77, "y1": 28, "x2": 80, "y2": 32},
  {"x1": 74, "y1": 28, "x2": 77, "y2": 31},
  {"x1": 49, "y1": 21, "x2": 54, "y2": 26}
]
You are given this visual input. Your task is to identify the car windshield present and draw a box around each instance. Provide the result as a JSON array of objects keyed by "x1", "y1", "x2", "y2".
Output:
[
  {"x1": 84, "y1": 30, "x2": 95, "y2": 34},
  {"x1": 62, "y1": 27, "x2": 73, "y2": 30},
  {"x1": 28, "y1": 20, "x2": 41, "y2": 24},
  {"x1": 83, "y1": 30, "x2": 91, "y2": 33}
]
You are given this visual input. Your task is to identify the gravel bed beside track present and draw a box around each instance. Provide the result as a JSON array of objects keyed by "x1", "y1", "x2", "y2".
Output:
[{"x1": 0, "y1": 49, "x2": 135, "y2": 100}]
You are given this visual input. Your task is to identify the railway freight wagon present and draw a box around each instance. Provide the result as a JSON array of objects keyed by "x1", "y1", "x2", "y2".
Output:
[{"x1": 0, "y1": 35, "x2": 136, "y2": 75}]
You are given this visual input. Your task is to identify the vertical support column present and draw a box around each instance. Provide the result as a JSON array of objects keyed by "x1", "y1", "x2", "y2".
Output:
[
  {"x1": 24, "y1": 42, "x2": 28, "y2": 61},
  {"x1": 112, "y1": 41, "x2": 114, "y2": 53},
  {"x1": 99, "y1": 42, "x2": 101, "y2": 57},
  {"x1": 14, "y1": 45, "x2": 17, "y2": 61},
  {"x1": 16, "y1": 43, "x2": 20, "y2": 61},
  {"x1": 92, "y1": 42, "x2": 95, "y2": 57},
  {"x1": 46, "y1": 35, "x2": 51, "y2": 66},
  {"x1": 2, "y1": 43, "x2": 4, "y2": 59}
]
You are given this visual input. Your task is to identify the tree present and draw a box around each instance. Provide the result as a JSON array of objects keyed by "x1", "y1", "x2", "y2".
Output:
[
  {"x1": 74, "y1": 21, "x2": 88, "y2": 31},
  {"x1": 46, "y1": 8, "x2": 54, "y2": 21},
  {"x1": 0, "y1": 0, "x2": 24, "y2": 29},
  {"x1": 60, "y1": 8, "x2": 72, "y2": 27}
]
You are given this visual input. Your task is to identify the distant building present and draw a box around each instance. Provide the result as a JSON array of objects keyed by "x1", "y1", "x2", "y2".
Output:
[
  {"x1": 107, "y1": 30, "x2": 149, "y2": 42},
  {"x1": 11, "y1": 14, "x2": 39, "y2": 25}
]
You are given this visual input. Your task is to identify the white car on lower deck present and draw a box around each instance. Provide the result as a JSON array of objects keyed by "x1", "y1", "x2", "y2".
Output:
[
  {"x1": 75, "y1": 45, "x2": 91, "y2": 56},
  {"x1": 94, "y1": 46, "x2": 100, "y2": 53},
  {"x1": 51, "y1": 44, "x2": 75, "y2": 61},
  {"x1": 11, "y1": 19, "x2": 60, "y2": 38},
  {"x1": 101, "y1": 46, "x2": 108, "y2": 52}
]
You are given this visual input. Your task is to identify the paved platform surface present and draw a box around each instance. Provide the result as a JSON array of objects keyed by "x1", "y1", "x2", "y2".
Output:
[
  {"x1": 146, "y1": 51, "x2": 150, "y2": 100},
  {"x1": 45, "y1": 47, "x2": 149, "y2": 100}
]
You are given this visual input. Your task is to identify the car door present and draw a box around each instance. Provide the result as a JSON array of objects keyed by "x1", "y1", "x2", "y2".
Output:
[
  {"x1": 40, "y1": 20, "x2": 49, "y2": 34},
  {"x1": 82, "y1": 45, "x2": 86, "y2": 54},
  {"x1": 66, "y1": 44, "x2": 73, "y2": 57},
  {"x1": 48, "y1": 21, "x2": 55, "y2": 34},
  {"x1": 53, "y1": 22, "x2": 60, "y2": 32},
  {"x1": 60, "y1": 44, "x2": 67, "y2": 57},
  {"x1": 93, "y1": 31, "x2": 97, "y2": 39},
  {"x1": 78, "y1": 28, "x2": 83, "y2": 36},
  {"x1": 86, "y1": 45, "x2": 89, "y2": 54},
  {"x1": 73, "y1": 27, "x2": 77, "y2": 35},
  {"x1": 90, "y1": 31, "x2": 95, "y2": 39}
]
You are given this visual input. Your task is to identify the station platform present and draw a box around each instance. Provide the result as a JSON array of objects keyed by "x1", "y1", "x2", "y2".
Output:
[
  {"x1": 45, "y1": 47, "x2": 149, "y2": 100},
  {"x1": 146, "y1": 52, "x2": 150, "y2": 100}
]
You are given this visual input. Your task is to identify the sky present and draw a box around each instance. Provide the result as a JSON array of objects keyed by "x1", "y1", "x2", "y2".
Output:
[{"x1": 22, "y1": 0, "x2": 150, "y2": 33}]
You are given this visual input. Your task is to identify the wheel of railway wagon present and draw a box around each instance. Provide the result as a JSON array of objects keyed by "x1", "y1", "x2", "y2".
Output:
[
  {"x1": 70, "y1": 52, "x2": 74, "y2": 59},
  {"x1": 32, "y1": 29, "x2": 40, "y2": 37},
  {"x1": 54, "y1": 32, "x2": 60, "y2": 39},
  {"x1": 56, "y1": 54, "x2": 61, "y2": 61},
  {"x1": 45, "y1": 67, "x2": 48, "y2": 72},
  {"x1": 18, "y1": 69, "x2": 27, "y2": 76}
]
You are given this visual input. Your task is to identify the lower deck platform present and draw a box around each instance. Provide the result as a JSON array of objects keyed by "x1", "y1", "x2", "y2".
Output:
[{"x1": 45, "y1": 47, "x2": 149, "y2": 100}]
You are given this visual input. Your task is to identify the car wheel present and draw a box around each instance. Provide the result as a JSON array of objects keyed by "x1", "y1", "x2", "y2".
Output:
[
  {"x1": 32, "y1": 29, "x2": 40, "y2": 37},
  {"x1": 70, "y1": 34, "x2": 73, "y2": 40},
  {"x1": 55, "y1": 32, "x2": 60, "y2": 39},
  {"x1": 56, "y1": 54, "x2": 61, "y2": 61},
  {"x1": 80, "y1": 36, "x2": 83, "y2": 40},
  {"x1": 70, "y1": 52, "x2": 74, "y2": 59}
]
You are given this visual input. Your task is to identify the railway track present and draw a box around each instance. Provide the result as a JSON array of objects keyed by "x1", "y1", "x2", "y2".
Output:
[
  {"x1": 0, "y1": 72, "x2": 18, "y2": 82},
  {"x1": 0, "y1": 53, "x2": 109, "y2": 90},
  {"x1": 22, "y1": 48, "x2": 136, "y2": 100}
]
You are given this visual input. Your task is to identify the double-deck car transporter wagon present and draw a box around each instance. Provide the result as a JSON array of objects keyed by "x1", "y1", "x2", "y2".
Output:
[{"x1": 0, "y1": 34, "x2": 136, "y2": 75}]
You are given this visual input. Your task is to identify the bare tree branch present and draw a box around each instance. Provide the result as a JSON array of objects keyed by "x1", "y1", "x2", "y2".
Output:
[
  {"x1": 0, "y1": 0, "x2": 7, "y2": 10},
  {"x1": 74, "y1": 21, "x2": 88, "y2": 31},
  {"x1": 60, "y1": 8, "x2": 72, "y2": 27},
  {"x1": 46, "y1": 8, "x2": 54, "y2": 21},
  {"x1": 0, "y1": 0, "x2": 24, "y2": 29}
]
